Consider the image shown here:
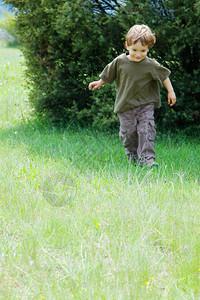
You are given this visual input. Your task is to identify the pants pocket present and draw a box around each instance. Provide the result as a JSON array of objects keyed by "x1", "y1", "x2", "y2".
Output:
[
  {"x1": 148, "y1": 120, "x2": 156, "y2": 141},
  {"x1": 119, "y1": 129, "x2": 129, "y2": 147}
]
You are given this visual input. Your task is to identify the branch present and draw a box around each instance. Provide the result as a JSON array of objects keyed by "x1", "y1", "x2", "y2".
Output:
[
  {"x1": 102, "y1": 0, "x2": 117, "y2": 11},
  {"x1": 94, "y1": 0, "x2": 107, "y2": 14},
  {"x1": 93, "y1": 0, "x2": 120, "y2": 13},
  {"x1": 159, "y1": 0, "x2": 169, "y2": 17},
  {"x1": 112, "y1": 0, "x2": 122, "y2": 9}
]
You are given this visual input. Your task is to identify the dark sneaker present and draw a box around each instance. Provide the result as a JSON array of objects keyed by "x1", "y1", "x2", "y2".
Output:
[
  {"x1": 145, "y1": 159, "x2": 158, "y2": 168},
  {"x1": 139, "y1": 158, "x2": 158, "y2": 168}
]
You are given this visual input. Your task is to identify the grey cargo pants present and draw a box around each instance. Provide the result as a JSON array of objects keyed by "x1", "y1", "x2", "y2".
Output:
[{"x1": 118, "y1": 104, "x2": 156, "y2": 165}]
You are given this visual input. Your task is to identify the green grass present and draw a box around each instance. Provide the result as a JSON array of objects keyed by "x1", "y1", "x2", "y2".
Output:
[{"x1": 0, "y1": 46, "x2": 200, "y2": 299}]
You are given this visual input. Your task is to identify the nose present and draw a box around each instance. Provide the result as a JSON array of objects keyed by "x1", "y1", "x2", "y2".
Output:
[
  {"x1": 135, "y1": 53, "x2": 141, "y2": 58},
  {"x1": 135, "y1": 51, "x2": 141, "y2": 57}
]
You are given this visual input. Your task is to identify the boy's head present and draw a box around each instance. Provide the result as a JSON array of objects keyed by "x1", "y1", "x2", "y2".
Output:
[{"x1": 125, "y1": 24, "x2": 156, "y2": 49}]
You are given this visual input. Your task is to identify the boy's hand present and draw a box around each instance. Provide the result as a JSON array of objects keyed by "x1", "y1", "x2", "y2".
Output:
[
  {"x1": 163, "y1": 78, "x2": 176, "y2": 106},
  {"x1": 168, "y1": 91, "x2": 176, "y2": 106},
  {"x1": 88, "y1": 79, "x2": 105, "y2": 90}
]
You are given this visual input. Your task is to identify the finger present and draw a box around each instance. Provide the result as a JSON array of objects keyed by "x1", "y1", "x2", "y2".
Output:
[
  {"x1": 88, "y1": 83, "x2": 94, "y2": 90},
  {"x1": 170, "y1": 99, "x2": 176, "y2": 106}
]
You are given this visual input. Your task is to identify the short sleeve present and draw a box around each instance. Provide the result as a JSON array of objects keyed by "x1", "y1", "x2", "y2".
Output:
[
  {"x1": 99, "y1": 58, "x2": 118, "y2": 84},
  {"x1": 152, "y1": 60, "x2": 171, "y2": 86}
]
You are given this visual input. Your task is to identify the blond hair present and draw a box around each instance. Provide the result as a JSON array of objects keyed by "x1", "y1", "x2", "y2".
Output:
[{"x1": 126, "y1": 24, "x2": 156, "y2": 49}]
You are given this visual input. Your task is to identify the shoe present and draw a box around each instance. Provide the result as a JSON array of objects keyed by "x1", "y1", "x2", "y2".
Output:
[
  {"x1": 139, "y1": 158, "x2": 158, "y2": 168},
  {"x1": 144, "y1": 159, "x2": 158, "y2": 168}
]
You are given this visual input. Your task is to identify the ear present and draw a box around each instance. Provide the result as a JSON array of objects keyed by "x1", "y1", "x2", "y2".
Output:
[{"x1": 125, "y1": 41, "x2": 128, "y2": 50}]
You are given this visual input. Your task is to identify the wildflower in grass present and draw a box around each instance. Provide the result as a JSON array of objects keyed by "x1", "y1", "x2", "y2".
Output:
[{"x1": 146, "y1": 277, "x2": 154, "y2": 288}]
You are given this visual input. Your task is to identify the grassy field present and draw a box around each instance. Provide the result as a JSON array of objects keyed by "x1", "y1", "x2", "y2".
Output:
[{"x1": 0, "y1": 46, "x2": 200, "y2": 300}]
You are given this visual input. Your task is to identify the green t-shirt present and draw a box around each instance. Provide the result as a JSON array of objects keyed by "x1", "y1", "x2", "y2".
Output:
[{"x1": 99, "y1": 53, "x2": 171, "y2": 113}]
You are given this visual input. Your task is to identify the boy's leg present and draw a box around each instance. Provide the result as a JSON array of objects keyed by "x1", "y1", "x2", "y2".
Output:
[
  {"x1": 136, "y1": 104, "x2": 157, "y2": 166},
  {"x1": 118, "y1": 109, "x2": 138, "y2": 163}
]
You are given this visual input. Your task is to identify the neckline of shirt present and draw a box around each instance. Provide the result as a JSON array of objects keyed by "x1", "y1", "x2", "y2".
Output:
[{"x1": 124, "y1": 53, "x2": 148, "y2": 64}]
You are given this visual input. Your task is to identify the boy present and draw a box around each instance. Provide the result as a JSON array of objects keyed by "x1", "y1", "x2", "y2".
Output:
[{"x1": 88, "y1": 24, "x2": 176, "y2": 167}]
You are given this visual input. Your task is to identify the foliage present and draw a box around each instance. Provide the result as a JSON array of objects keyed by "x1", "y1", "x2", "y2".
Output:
[
  {"x1": 0, "y1": 11, "x2": 18, "y2": 46},
  {"x1": 72, "y1": 83, "x2": 119, "y2": 128},
  {"x1": 3, "y1": 0, "x2": 200, "y2": 130},
  {"x1": 0, "y1": 11, "x2": 13, "y2": 33},
  {"x1": 3, "y1": 0, "x2": 120, "y2": 126}
]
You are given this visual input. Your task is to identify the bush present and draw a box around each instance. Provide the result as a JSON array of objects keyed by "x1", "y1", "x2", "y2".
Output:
[
  {"x1": 3, "y1": 0, "x2": 120, "y2": 126},
  {"x1": 3, "y1": 0, "x2": 200, "y2": 131}
]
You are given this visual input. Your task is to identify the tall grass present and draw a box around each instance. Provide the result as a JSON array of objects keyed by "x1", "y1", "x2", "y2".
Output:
[{"x1": 0, "y1": 45, "x2": 200, "y2": 299}]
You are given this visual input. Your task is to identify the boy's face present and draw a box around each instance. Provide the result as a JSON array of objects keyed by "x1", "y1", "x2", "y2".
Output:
[{"x1": 125, "y1": 41, "x2": 149, "y2": 62}]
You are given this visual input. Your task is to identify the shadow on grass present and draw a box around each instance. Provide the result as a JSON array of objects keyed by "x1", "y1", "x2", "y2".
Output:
[
  {"x1": 0, "y1": 119, "x2": 122, "y2": 166},
  {"x1": 0, "y1": 120, "x2": 124, "y2": 206},
  {"x1": 0, "y1": 120, "x2": 199, "y2": 173},
  {"x1": 0, "y1": 119, "x2": 199, "y2": 207}
]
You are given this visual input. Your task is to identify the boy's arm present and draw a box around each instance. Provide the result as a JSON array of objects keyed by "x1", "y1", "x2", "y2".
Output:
[
  {"x1": 88, "y1": 79, "x2": 105, "y2": 90},
  {"x1": 163, "y1": 77, "x2": 176, "y2": 106}
]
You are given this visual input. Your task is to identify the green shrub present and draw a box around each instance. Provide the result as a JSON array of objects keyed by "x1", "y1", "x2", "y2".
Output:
[
  {"x1": 3, "y1": 0, "x2": 121, "y2": 125},
  {"x1": 3, "y1": 0, "x2": 200, "y2": 131}
]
